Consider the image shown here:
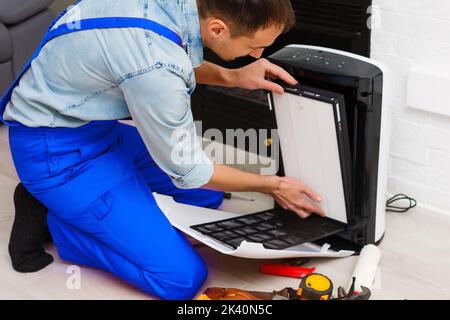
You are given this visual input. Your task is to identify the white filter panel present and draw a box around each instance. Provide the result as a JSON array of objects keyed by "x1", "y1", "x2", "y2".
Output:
[{"x1": 273, "y1": 92, "x2": 348, "y2": 224}]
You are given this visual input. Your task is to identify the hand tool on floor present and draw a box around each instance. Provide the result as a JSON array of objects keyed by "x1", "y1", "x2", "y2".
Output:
[
  {"x1": 260, "y1": 263, "x2": 316, "y2": 278},
  {"x1": 223, "y1": 192, "x2": 255, "y2": 202},
  {"x1": 198, "y1": 259, "x2": 375, "y2": 301},
  {"x1": 196, "y1": 277, "x2": 372, "y2": 301},
  {"x1": 297, "y1": 273, "x2": 333, "y2": 300},
  {"x1": 336, "y1": 277, "x2": 371, "y2": 300}
]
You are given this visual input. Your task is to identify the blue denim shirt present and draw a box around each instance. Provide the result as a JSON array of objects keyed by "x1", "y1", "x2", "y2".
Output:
[{"x1": 3, "y1": 0, "x2": 214, "y2": 189}]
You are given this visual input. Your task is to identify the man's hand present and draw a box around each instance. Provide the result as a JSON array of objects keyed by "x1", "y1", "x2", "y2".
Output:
[
  {"x1": 204, "y1": 164, "x2": 326, "y2": 220},
  {"x1": 233, "y1": 58, "x2": 298, "y2": 94},
  {"x1": 270, "y1": 176, "x2": 326, "y2": 219},
  {"x1": 195, "y1": 60, "x2": 297, "y2": 93}
]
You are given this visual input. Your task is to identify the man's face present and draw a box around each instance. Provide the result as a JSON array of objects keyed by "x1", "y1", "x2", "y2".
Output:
[{"x1": 200, "y1": 18, "x2": 284, "y2": 61}]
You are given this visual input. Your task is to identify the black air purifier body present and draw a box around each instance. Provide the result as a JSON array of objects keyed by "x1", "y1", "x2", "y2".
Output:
[{"x1": 268, "y1": 45, "x2": 391, "y2": 251}]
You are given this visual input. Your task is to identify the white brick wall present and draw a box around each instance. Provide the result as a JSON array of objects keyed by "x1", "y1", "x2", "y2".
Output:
[{"x1": 372, "y1": 0, "x2": 450, "y2": 215}]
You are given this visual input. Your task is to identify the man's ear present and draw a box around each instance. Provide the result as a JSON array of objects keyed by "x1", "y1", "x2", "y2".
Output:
[{"x1": 208, "y1": 18, "x2": 228, "y2": 38}]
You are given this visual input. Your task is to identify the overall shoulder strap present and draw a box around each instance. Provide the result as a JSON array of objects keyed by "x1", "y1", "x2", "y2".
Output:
[
  {"x1": 0, "y1": 12, "x2": 183, "y2": 126},
  {"x1": 46, "y1": 17, "x2": 183, "y2": 48}
]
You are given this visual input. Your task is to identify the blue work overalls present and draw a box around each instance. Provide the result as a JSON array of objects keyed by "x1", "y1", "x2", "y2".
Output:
[{"x1": 0, "y1": 4, "x2": 223, "y2": 300}]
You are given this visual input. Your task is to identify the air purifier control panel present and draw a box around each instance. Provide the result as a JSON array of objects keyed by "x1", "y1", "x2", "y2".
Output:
[{"x1": 272, "y1": 46, "x2": 382, "y2": 79}]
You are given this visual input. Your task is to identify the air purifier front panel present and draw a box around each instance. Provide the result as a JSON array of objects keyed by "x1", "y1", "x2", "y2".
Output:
[{"x1": 273, "y1": 89, "x2": 349, "y2": 224}]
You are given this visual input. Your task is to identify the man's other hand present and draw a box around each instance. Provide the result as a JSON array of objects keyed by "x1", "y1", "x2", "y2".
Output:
[{"x1": 233, "y1": 58, "x2": 298, "y2": 94}]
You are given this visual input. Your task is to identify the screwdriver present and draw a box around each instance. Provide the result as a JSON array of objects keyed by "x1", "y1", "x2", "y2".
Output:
[{"x1": 223, "y1": 192, "x2": 255, "y2": 202}]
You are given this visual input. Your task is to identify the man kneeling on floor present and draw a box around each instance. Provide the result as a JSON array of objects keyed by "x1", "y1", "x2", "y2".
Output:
[{"x1": 2, "y1": 0, "x2": 326, "y2": 300}]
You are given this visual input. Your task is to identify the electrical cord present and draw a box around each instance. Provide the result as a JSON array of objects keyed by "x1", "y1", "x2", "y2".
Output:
[
  {"x1": 386, "y1": 194, "x2": 417, "y2": 213},
  {"x1": 225, "y1": 192, "x2": 418, "y2": 213}
]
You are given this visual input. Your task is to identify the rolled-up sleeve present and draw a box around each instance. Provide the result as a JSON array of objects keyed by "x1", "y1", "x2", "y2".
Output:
[{"x1": 119, "y1": 66, "x2": 214, "y2": 189}]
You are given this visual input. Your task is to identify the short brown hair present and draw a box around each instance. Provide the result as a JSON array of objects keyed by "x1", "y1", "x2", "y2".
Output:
[{"x1": 198, "y1": 0, "x2": 296, "y2": 37}]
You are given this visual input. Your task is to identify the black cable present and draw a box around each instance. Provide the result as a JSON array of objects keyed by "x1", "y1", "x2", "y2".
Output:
[
  {"x1": 386, "y1": 194, "x2": 417, "y2": 213},
  {"x1": 227, "y1": 192, "x2": 417, "y2": 213}
]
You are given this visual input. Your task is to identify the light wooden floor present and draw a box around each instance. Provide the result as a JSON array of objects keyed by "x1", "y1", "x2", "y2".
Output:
[{"x1": 1, "y1": 125, "x2": 449, "y2": 300}]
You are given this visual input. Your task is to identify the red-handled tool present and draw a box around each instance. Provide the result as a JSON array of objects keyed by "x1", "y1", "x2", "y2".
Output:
[{"x1": 260, "y1": 263, "x2": 316, "y2": 278}]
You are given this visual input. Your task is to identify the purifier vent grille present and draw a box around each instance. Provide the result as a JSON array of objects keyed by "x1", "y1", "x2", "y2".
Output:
[{"x1": 291, "y1": 0, "x2": 369, "y2": 34}]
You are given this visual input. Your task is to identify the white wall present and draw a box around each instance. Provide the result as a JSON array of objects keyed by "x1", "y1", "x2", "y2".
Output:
[{"x1": 371, "y1": 0, "x2": 450, "y2": 215}]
